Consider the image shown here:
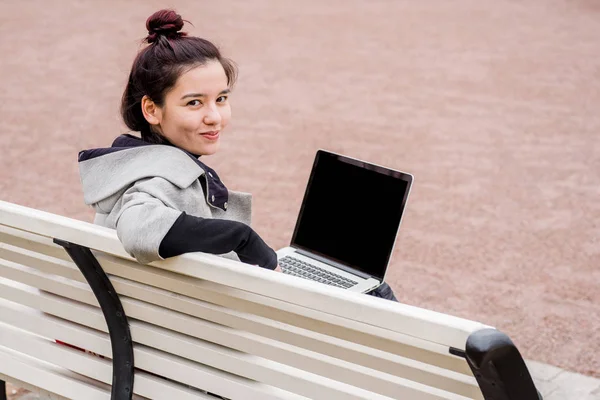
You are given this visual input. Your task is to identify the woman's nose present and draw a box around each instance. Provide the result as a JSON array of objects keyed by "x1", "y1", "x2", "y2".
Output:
[{"x1": 203, "y1": 105, "x2": 221, "y2": 126}]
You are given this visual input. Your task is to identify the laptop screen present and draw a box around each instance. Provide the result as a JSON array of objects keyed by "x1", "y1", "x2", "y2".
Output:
[{"x1": 291, "y1": 151, "x2": 412, "y2": 280}]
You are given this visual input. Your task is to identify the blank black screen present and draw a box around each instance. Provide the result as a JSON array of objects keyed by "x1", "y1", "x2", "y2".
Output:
[{"x1": 292, "y1": 151, "x2": 411, "y2": 280}]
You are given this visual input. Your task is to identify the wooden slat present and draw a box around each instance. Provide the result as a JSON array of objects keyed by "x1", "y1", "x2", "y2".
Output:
[
  {"x1": 0, "y1": 330, "x2": 198, "y2": 400},
  {"x1": 0, "y1": 201, "x2": 490, "y2": 348},
  {"x1": 0, "y1": 263, "x2": 476, "y2": 400},
  {"x1": 0, "y1": 298, "x2": 475, "y2": 400},
  {"x1": 0, "y1": 318, "x2": 302, "y2": 400},
  {"x1": 0, "y1": 244, "x2": 481, "y2": 398},
  {"x1": 0, "y1": 283, "x2": 308, "y2": 400},
  {"x1": 0, "y1": 222, "x2": 475, "y2": 371},
  {"x1": 0, "y1": 225, "x2": 71, "y2": 262},
  {"x1": 0, "y1": 347, "x2": 150, "y2": 400},
  {"x1": 0, "y1": 295, "x2": 395, "y2": 400},
  {"x1": 97, "y1": 252, "x2": 475, "y2": 372},
  {"x1": 0, "y1": 233, "x2": 474, "y2": 378},
  {"x1": 0, "y1": 346, "x2": 110, "y2": 400}
]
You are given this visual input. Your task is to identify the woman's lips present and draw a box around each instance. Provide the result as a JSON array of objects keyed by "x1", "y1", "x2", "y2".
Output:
[{"x1": 200, "y1": 131, "x2": 220, "y2": 140}]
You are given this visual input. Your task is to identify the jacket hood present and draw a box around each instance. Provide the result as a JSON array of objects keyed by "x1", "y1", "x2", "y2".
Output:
[{"x1": 78, "y1": 134, "x2": 228, "y2": 210}]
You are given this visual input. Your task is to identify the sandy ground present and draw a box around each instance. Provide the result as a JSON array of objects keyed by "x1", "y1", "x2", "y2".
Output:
[{"x1": 0, "y1": 0, "x2": 599, "y2": 385}]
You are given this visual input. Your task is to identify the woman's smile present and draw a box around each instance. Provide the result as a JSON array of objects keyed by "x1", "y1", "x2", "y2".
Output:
[{"x1": 200, "y1": 130, "x2": 220, "y2": 141}]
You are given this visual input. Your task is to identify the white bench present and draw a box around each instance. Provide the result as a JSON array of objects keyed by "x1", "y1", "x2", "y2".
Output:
[{"x1": 0, "y1": 200, "x2": 542, "y2": 400}]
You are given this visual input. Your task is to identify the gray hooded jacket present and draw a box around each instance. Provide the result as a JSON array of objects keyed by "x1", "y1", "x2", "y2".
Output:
[{"x1": 78, "y1": 134, "x2": 276, "y2": 267}]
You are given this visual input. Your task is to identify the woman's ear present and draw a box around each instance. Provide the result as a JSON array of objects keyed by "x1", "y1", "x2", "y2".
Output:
[{"x1": 141, "y1": 95, "x2": 162, "y2": 126}]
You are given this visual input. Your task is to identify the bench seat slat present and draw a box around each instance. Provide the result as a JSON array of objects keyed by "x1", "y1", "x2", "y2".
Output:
[
  {"x1": 0, "y1": 319, "x2": 308, "y2": 400},
  {"x1": 0, "y1": 346, "x2": 111, "y2": 400},
  {"x1": 0, "y1": 265, "x2": 477, "y2": 400},
  {"x1": 98, "y1": 252, "x2": 476, "y2": 372},
  {"x1": 0, "y1": 245, "x2": 481, "y2": 398},
  {"x1": 0, "y1": 202, "x2": 490, "y2": 349},
  {"x1": 0, "y1": 288, "x2": 310, "y2": 400},
  {"x1": 0, "y1": 324, "x2": 217, "y2": 400},
  {"x1": 0, "y1": 296, "x2": 411, "y2": 400},
  {"x1": 0, "y1": 225, "x2": 71, "y2": 262},
  {"x1": 0, "y1": 235, "x2": 473, "y2": 378},
  {"x1": 0, "y1": 224, "x2": 473, "y2": 364}
]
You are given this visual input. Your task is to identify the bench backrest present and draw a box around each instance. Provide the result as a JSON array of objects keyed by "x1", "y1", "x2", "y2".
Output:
[{"x1": 0, "y1": 201, "x2": 538, "y2": 400}]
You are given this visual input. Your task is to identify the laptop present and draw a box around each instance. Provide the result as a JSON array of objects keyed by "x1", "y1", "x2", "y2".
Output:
[{"x1": 277, "y1": 150, "x2": 414, "y2": 293}]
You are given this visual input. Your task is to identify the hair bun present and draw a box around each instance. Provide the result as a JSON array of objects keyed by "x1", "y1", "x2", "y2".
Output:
[{"x1": 145, "y1": 9, "x2": 186, "y2": 43}]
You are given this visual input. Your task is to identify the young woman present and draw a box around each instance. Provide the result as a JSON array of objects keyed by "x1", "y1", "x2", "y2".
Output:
[{"x1": 78, "y1": 9, "x2": 397, "y2": 301}]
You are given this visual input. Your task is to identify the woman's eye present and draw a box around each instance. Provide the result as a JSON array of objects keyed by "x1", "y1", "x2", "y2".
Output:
[
  {"x1": 187, "y1": 100, "x2": 201, "y2": 106},
  {"x1": 216, "y1": 95, "x2": 228, "y2": 103}
]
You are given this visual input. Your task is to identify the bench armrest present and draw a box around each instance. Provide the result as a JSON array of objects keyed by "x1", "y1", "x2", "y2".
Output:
[{"x1": 466, "y1": 328, "x2": 542, "y2": 400}]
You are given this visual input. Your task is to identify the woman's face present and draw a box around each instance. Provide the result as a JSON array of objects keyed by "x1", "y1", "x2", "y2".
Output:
[{"x1": 143, "y1": 60, "x2": 231, "y2": 156}]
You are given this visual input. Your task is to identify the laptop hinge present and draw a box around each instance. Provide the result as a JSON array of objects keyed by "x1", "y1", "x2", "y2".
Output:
[{"x1": 292, "y1": 248, "x2": 375, "y2": 280}]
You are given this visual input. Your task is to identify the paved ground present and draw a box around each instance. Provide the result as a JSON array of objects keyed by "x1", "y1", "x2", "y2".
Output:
[
  {"x1": 527, "y1": 361, "x2": 600, "y2": 400},
  {"x1": 0, "y1": 0, "x2": 598, "y2": 387}
]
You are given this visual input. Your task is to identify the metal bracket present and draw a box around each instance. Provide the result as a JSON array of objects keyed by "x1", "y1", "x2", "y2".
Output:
[{"x1": 53, "y1": 239, "x2": 134, "y2": 400}]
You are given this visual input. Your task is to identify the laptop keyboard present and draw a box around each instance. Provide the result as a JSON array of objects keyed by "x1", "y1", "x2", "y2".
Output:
[{"x1": 279, "y1": 256, "x2": 359, "y2": 289}]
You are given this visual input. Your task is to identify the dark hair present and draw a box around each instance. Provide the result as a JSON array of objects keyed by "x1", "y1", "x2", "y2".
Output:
[{"x1": 121, "y1": 9, "x2": 237, "y2": 144}]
